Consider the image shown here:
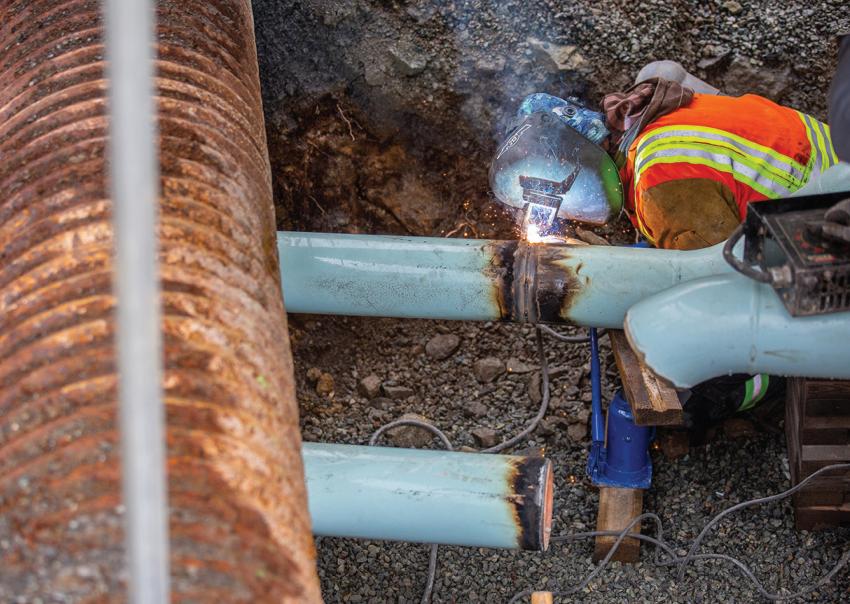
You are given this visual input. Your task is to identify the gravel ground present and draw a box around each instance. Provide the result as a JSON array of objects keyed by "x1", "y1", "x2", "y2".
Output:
[{"x1": 291, "y1": 317, "x2": 850, "y2": 603}]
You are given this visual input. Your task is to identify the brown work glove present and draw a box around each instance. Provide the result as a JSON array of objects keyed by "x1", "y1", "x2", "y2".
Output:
[{"x1": 639, "y1": 178, "x2": 741, "y2": 250}]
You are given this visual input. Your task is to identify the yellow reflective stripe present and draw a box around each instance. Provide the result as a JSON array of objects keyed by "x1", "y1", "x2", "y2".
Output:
[
  {"x1": 810, "y1": 114, "x2": 831, "y2": 168},
  {"x1": 816, "y1": 119, "x2": 836, "y2": 168},
  {"x1": 638, "y1": 154, "x2": 779, "y2": 198},
  {"x1": 630, "y1": 196, "x2": 657, "y2": 245},
  {"x1": 638, "y1": 124, "x2": 806, "y2": 175},
  {"x1": 798, "y1": 113, "x2": 819, "y2": 177},
  {"x1": 636, "y1": 137, "x2": 802, "y2": 190},
  {"x1": 798, "y1": 112, "x2": 838, "y2": 173},
  {"x1": 636, "y1": 129, "x2": 806, "y2": 184},
  {"x1": 824, "y1": 124, "x2": 840, "y2": 165},
  {"x1": 635, "y1": 141, "x2": 795, "y2": 198}
]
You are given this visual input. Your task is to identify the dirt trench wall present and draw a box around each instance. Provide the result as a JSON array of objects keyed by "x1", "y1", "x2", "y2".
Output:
[{"x1": 254, "y1": 0, "x2": 850, "y2": 236}]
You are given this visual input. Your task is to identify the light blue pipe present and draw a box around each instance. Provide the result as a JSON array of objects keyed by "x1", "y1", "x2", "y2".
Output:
[
  {"x1": 624, "y1": 272, "x2": 850, "y2": 388},
  {"x1": 279, "y1": 233, "x2": 501, "y2": 321},
  {"x1": 302, "y1": 443, "x2": 554, "y2": 550},
  {"x1": 278, "y1": 232, "x2": 733, "y2": 328}
]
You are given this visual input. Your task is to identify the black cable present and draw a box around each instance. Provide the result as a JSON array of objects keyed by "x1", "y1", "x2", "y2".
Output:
[{"x1": 722, "y1": 224, "x2": 772, "y2": 283}]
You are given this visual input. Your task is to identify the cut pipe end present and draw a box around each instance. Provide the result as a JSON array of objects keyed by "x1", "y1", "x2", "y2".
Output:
[
  {"x1": 541, "y1": 460, "x2": 554, "y2": 551},
  {"x1": 513, "y1": 456, "x2": 555, "y2": 551}
]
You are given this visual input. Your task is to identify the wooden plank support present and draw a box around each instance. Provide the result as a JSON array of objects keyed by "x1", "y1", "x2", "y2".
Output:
[
  {"x1": 593, "y1": 487, "x2": 643, "y2": 563},
  {"x1": 609, "y1": 330, "x2": 684, "y2": 426},
  {"x1": 530, "y1": 592, "x2": 554, "y2": 604}
]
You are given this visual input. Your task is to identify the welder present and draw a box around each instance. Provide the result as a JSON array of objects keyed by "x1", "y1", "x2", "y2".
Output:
[{"x1": 489, "y1": 60, "x2": 845, "y2": 430}]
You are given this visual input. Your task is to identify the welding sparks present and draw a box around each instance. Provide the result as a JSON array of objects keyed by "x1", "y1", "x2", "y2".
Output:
[
  {"x1": 524, "y1": 223, "x2": 578, "y2": 245},
  {"x1": 525, "y1": 223, "x2": 545, "y2": 243}
]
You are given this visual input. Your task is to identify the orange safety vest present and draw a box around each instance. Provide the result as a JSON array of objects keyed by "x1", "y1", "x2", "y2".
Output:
[{"x1": 619, "y1": 93, "x2": 840, "y2": 243}]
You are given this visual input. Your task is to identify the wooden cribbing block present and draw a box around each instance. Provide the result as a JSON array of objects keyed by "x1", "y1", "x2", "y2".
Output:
[
  {"x1": 609, "y1": 330, "x2": 683, "y2": 426},
  {"x1": 786, "y1": 378, "x2": 850, "y2": 530},
  {"x1": 593, "y1": 487, "x2": 643, "y2": 562}
]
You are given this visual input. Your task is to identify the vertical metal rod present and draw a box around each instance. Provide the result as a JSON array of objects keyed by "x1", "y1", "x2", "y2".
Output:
[
  {"x1": 590, "y1": 328, "x2": 604, "y2": 443},
  {"x1": 104, "y1": 0, "x2": 170, "y2": 601}
]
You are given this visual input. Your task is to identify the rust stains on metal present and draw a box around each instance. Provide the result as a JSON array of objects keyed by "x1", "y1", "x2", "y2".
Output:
[
  {"x1": 506, "y1": 456, "x2": 554, "y2": 551},
  {"x1": 484, "y1": 240, "x2": 518, "y2": 320},
  {"x1": 485, "y1": 241, "x2": 586, "y2": 324},
  {"x1": 533, "y1": 244, "x2": 585, "y2": 323},
  {"x1": 0, "y1": 0, "x2": 320, "y2": 601}
]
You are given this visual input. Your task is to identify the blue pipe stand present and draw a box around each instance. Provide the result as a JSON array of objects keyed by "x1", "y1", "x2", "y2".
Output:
[{"x1": 586, "y1": 329, "x2": 653, "y2": 489}]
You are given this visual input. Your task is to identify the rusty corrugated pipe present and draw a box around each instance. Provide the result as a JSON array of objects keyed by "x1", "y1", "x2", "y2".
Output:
[{"x1": 0, "y1": 0, "x2": 321, "y2": 600}]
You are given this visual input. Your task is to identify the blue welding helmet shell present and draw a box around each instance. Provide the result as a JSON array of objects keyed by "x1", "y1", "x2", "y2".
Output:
[{"x1": 489, "y1": 110, "x2": 624, "y2": 225}]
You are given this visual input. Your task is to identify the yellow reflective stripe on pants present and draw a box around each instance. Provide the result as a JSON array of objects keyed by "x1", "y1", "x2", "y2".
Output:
[
  {"x1": 636, "y1": 149, "x2": 794, "y2": 199},
  {"x1": 636, "y1": 126, "x2": 807, "y2": 185}
]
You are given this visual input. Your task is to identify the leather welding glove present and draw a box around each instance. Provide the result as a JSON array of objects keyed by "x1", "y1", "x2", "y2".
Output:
[{"x1": 638, "y1": 178, "x2": 740, "y2": 250}]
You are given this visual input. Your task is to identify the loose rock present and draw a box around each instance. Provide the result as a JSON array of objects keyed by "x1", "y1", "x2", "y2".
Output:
[
  {"x1": 473, "y1": 357, "x2": 505, "y2": 383},
  {"x1": 386, "y1": 413, "x2": 436, "y2": 448},
  {"x1": 382, "y1": 384, "x2": 415, "y2": 400},
  {"x1": 722, "y1": 0, "x2": 743, "y2": 15},
  {"x1": 506, "y1": 358, "x2": 535, "y2": 374},
  {"x1": 426, "y1": 334, "x2": 460, "y2": 360},
  {"x1": 575, "y1": 227, "x2": 610, "y2": 246},
  {"x1": 723, "y1": 55, "x2": 790, "y2": 100},
  {"x1": 527, "y1": 37, "x2": 587, "y2": 73},
  {"x1": 306, "y1": 367, "x2": 323, "y2": 383},
  {"x1": 388, "y1": 44, "x2": 428, "y2": 76},
  {"x1": 475, "y1": 56, "x2": 505, "y2": 73},
  {"x1": 567, "y1": 422, "x2": 587, "y2": 441},
  {"x1": 539, "y1": 416, "x2": 570, "y2": 436},
  {"x1": 368, "y1": 396, "x2": 393, "y2": 411},
  {"x1": 528, "y1": 373, "x2": 542, "y2": 405},
  {"x1": 358, "y1": 374, "x2": 383, "y2": 399},
  {"x1": 471, "y1": 427, "x2": 499, "y2": 448},
  {"x1": 315, "y1": 372, "x2": 335, "y2": 396},
  {"x1": 463, "y1": 400, "x2": 489, "y2": 419}
]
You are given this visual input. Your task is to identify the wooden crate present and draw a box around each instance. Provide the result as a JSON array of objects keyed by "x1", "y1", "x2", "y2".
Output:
[{"x1": 785, "y1": 378, "x2": 850, "y2": 531}]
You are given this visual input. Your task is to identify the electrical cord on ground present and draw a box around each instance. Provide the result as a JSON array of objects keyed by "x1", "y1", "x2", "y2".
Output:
[
  {"x1": 538, "y1": 324, "x2": 607, "y2": 344},
  {"x1": 482, "y1": 327, "x2": 551, "y2": 453},
  {"x1": 366, "y1": 326, "x2": 554, "y2": 601},
  {"x1": 368, "y1": 418, "x2": 454, "y2": 604},
  {"x1": 508, "y1": 464, "x2": 850, "y2": 602},
  {"x1": 364, "y1": 326, "x2": 849, "y2": 603}
]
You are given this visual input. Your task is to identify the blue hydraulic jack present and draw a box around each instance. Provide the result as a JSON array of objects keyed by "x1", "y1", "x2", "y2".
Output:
[{"x1": 586, "y1": 328, "x2": 653, "y2": 489}]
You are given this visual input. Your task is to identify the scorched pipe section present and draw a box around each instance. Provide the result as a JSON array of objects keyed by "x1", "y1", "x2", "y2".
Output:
[
  {"x1": 278, "y1": 232, "x2": 732, "y2": 328},
  {"x1": 303, "y1": 443, "x2": 554, "y2": 551}
]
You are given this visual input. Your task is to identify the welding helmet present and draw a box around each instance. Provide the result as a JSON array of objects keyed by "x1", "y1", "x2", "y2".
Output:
[{"x1": 489, "y1": 94, "x2": 623, "y2": 229}]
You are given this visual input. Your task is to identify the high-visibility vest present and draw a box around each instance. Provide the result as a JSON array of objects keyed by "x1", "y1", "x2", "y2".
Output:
[{"x1": 619, "y1": 93, "x2": 839, "y2": 244}]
